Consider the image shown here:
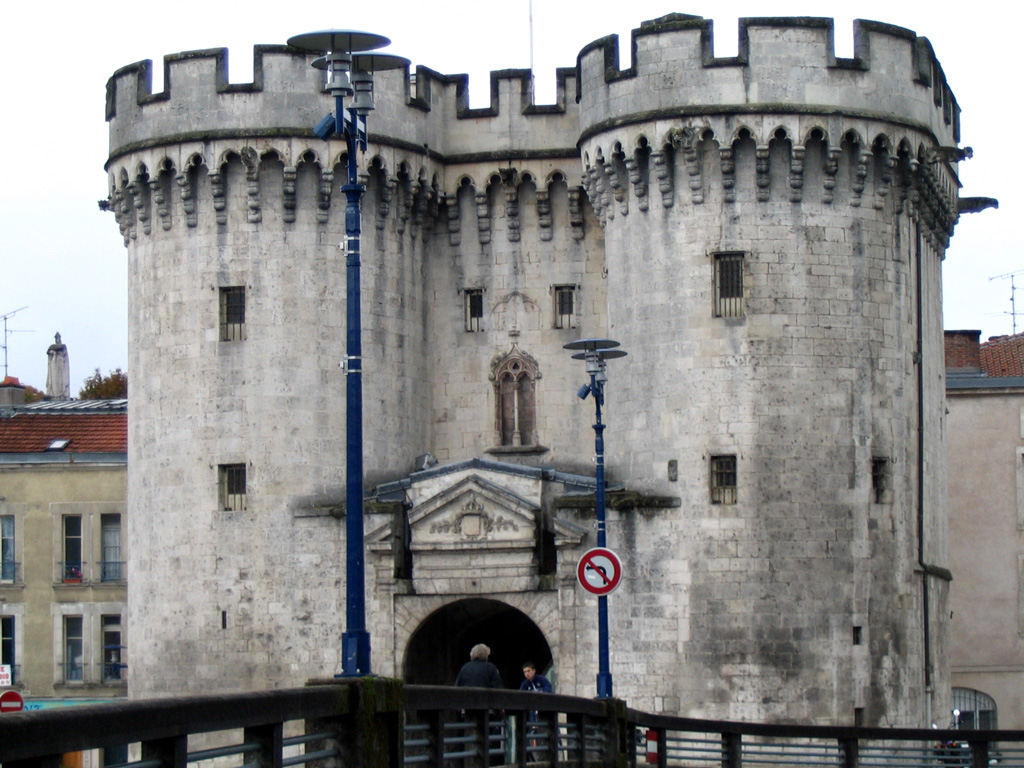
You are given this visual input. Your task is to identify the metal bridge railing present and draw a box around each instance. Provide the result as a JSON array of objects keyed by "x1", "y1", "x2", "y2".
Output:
[{"x1": 4, "y1": 678, "x2": 1024, "y2": 768}]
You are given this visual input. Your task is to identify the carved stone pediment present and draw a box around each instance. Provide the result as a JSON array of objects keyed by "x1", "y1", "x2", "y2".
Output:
[{"x1": 408, "y1": 475, "x2": 538, "y2": 552}]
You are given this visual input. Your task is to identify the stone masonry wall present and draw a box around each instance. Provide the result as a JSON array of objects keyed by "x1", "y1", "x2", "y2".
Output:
[{"x1": 106, "y1": 13, "x2": 959, "y2": 724}]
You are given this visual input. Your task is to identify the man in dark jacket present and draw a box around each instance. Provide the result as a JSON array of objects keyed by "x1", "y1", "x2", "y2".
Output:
[{"x1": 455, "y1": 643, "x2": 504, "y2": 688}]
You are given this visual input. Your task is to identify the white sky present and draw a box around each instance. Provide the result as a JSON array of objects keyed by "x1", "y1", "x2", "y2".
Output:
[{"x1": 0, "y1": 0, "x2": 1019, "y2": 391}]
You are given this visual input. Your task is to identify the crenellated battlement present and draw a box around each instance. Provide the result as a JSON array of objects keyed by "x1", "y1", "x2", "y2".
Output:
[
  {"x1": 105, "y1": 45, "x2": 581, "y2": 168},
  {"x1": 577, "y1": 14, "x2": 960, "y2": 148}
]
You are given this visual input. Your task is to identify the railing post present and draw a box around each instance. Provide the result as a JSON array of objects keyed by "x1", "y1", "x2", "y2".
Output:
[
  {"x1": 544, "y1": 709, "x2": 561, "y2": 766},
  {"x1": 142, "y1": 735, "x2": 188, "y2": 768},
  {"x1": 244, "y1": 723, "x2": 284, "y2": 768},
  {"x1": 596, "y1": 696, "x2": 630, "y2": 768},
  {"x1": 428, "y1": 708, "x2": 444, "y2": 766},
  {"x1": 472, "y1": 709, "x2": 490, "y2": 768},
  {"x1": 513, "y1": 712, "x2": 527, "y2": 768},
  {"x1": 722, "y1": 732, "x2": 742, "y2": 768},
  {"x1": 970, "y1": 740, "x2": 990, "y2": 768},
  {"x1": 307, "y1": 677, "x2": 404, "y2": 768},
  {"x1": 840, "y1": 737, "x2": 859, "y2": 768},
  {"x1": 572, "y1": 713, "x2": 587, "y2": 768}
]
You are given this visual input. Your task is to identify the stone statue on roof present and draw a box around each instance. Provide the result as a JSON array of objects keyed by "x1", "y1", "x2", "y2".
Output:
[{"x1": 46, "y1": 332, "x2": 70, "y2": 400}]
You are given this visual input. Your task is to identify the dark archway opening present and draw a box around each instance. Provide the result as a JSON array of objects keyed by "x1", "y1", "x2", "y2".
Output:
[{"x1": 403, "y1": 598, "x2": 552, "y2": 689}]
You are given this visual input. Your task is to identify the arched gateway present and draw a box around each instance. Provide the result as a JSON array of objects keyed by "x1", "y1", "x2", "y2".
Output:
[
  {"x1": 403, "y1": 598, "x2": 552, "y2": 687},
  {"x1": 366, "y1": 460, "x2": 591, "y2": 693}
]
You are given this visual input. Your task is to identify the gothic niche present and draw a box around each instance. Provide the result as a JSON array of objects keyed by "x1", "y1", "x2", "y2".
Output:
[{"x1": 489, "y1": 347, "x2": 544, "y2": 451}]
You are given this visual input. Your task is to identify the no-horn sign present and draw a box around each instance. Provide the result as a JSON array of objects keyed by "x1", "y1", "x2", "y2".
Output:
[{"x1": 576, "y1": 547, "x2": 623, "y2": 596}]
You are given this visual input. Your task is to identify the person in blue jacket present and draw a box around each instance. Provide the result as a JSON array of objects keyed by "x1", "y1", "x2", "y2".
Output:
[{"x1": 519, "y1": 662, "x2": 552, "y2": 693}]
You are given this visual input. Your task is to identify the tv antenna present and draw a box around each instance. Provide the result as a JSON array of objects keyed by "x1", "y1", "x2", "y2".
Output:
[
  {"x1": 1, "y1": 307, "x2": 32, "y2": 379},
  {"x1": 989, "y1": 269, "x2": 1024, "y2": 335}
]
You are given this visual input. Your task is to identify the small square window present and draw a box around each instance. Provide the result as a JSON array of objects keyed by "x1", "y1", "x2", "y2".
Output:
[
  {"x1": 220, "y1": 286, "x2": 246, "y2": 342},
  {"x1": 710, "y1": 455, "x2": 737, "y2": 504},
  {"x1": 872, "y1": 458, "x2": 891, "y2": 503},
  {"x1": 219, "y1": 464, "x2": 247, "y2": 511},
  {"x1": 714, "y1": 252, "x2": 744, "y2": 318},
  {"x1": 554, "y1": 285, "x2": 576, "y2": 329},
  {"x1": 465, "y1": 289, "x2": 484, "y2": 332}
]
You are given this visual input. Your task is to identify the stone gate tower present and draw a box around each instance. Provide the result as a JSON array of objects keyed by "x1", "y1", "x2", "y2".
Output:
[{"x1": 104, "y1": 14, "x2": 970, "y2": 725}]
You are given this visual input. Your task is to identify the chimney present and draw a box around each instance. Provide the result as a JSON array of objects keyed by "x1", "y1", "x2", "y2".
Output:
[
  {"x1": 944, "y1": 330, "x2": 982, "y2": 372},
  {"x1": 0, "y1": 376, "x2": 26, "y2": 406}
]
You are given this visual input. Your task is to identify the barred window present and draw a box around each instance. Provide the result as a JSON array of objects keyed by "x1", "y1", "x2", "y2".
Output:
[
  {"x1": 465, "y1": 289, "x2": 484, "y2": 332},
  {"x1": 219, "y1": 464, "x2": 247, "y2": 511},
  {"x1": 951, "y1": 688, "x2": 998, "y2": 730},
  {"x1": 554, "y1": 285, "x2": 576, "y2": 329},
  {"x1": 871, "y1": 457, "x2": 891, "y2": 503},
  {"x1": 714, "y1": 252, "x2": 744, "y2": 318},
  {"x1": 220, "y1": 286, "x2": 246, "y2": 341},
  {"x1": 710, "y1": 455, "x2": 737, "y2": 504}
]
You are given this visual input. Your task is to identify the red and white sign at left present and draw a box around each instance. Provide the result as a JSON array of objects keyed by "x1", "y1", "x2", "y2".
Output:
[{"x1": 0, "y1": 664, "x2": 10, "y2": 687}]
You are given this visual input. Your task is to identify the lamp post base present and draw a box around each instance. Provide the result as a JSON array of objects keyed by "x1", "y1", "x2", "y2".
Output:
[
  {"x1": 339, "y1": 629, "x2": 372, "y2": 677},
  {"x1": 597, "y1": 672, "x2": 614, "y2": 699}
]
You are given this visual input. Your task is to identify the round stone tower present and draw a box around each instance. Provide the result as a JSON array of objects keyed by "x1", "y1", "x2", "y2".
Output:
[
  {"x1": 576, "y1": 14, "x2": 958, "y2": 724},
  {"x1": 104, "y1": 14, "x2": 966, "y2": 726}
]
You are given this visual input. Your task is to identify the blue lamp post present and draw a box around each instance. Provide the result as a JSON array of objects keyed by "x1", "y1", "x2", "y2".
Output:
[
  {"x1": 564, "y1": 338, "x2": 627, "y2": 698},
  {"x1": 287, "y1": 29, "x2": 409, "y2": 678}
]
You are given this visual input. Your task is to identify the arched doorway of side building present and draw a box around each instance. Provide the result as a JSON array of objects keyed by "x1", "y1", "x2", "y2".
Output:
[{"x1": 403, "y1": 598, "x2": 552, "y2": 689}]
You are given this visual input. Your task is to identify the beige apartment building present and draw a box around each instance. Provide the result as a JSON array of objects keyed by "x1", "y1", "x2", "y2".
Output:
[
  {"x1": 0, "y1": 379, "x2": 127, "y2": 712},
  {"x1": 946, "y1": 330, "x2": 1024, "y2": 729}
]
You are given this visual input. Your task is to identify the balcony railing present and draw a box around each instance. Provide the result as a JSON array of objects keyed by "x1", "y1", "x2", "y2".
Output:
[
  {"x1": 4, "y1": 679, "x2": 1024, "y2": 768},
  {"x1": 58, "y1": 659, "x2": 85, "y2": 683},
  {"x1": 100, "y1": 560, "x2": 125, "y2": 582},
  {"x1": 59, "y1": 561, "x2": 84, "y2": 583}
]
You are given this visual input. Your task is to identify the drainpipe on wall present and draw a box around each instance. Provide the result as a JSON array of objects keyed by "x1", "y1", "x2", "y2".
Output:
[{"x1": 915, "y1": 219, "x2": 954, "y2": 725}]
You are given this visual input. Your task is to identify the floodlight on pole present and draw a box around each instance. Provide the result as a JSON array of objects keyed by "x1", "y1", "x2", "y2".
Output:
[{"x1": 288, "y1": 28, "x2": 409, "y2": 679}]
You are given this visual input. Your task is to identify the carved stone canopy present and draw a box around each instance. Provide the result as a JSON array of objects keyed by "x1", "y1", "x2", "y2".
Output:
[{"x1": 406, "y1": 474, "x2": 539, "y2": 553}]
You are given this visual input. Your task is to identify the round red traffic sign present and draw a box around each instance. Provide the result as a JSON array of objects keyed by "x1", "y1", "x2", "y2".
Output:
[
  {"x1": 577, "y1": 547, "x2": 623, "y2": 596},
  {"x1": 0, "y1": 689, "x2": 24, "y2": 713}
]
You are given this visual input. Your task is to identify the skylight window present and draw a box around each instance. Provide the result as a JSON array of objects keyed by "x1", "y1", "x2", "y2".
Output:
[{"x1": 47, "y1": 439, "x2": 71, "y2": 451}]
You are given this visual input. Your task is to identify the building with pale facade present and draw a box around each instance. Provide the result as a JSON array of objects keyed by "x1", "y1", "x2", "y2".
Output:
[
  {"x1": 0, "y1": 379, "x2": 127, "y2": 713},
  {"x1": 946, "y1": 330, "x2": 1024, "y2": 730}
]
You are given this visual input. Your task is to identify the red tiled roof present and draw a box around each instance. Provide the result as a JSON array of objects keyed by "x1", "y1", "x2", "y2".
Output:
[
  {"x1": 0, "y1": 413, "x2": 127, "y2": 453},
  {"x1": 981, "y1": 332, "x2": 1024, "y2": 378}
]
